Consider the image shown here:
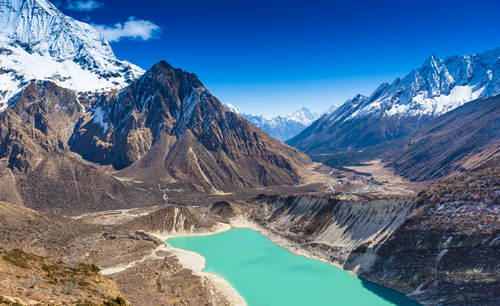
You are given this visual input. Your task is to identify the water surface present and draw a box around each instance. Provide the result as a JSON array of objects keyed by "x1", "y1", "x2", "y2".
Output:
[{"x1": 167, "y1": 228, "x2": 421, "y2": 306}]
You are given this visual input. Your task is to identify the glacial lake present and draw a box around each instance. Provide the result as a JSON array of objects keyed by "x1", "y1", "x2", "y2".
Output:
[{"x1": 167, "y1": 228, "x2": 422, "y2": 306}]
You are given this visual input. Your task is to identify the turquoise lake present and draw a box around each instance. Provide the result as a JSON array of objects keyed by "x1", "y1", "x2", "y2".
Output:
[{"x1": 167, "y1": 228, "x2": 422, "y2": 306}]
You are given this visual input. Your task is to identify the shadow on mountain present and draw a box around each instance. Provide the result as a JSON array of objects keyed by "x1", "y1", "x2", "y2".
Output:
[{"x1": 360, "y1": 278, "x2": 422, "y2": 306}]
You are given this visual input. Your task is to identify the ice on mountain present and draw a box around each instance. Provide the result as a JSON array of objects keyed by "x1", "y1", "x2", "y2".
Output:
[
  {"x1": 326, "y1": 47, "x2": 500, "y2": 125},
  {"x1": 0, "y1": 0, "x2": 144, "y2": 110}
]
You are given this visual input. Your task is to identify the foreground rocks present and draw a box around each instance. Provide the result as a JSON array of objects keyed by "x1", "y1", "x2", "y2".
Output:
[
  {"x1": 0, "y1": 202, "x2": 241, "y2": 306},
  {"x1": 0, "y1": 249, "x2": 127, "y2": 306}
]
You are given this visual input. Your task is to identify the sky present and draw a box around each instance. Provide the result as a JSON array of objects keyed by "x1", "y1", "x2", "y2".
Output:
[{"x1": 58, "y1": 0, "x2": 500, "y2": 116}]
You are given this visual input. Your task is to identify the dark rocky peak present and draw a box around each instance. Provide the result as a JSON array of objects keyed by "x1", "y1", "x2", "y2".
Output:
[{"x1": 70, "y1": 60, "x2": 310, "y2": 191}]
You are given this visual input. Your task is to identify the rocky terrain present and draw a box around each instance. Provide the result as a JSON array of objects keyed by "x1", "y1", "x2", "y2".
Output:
[
  {"x1": 0, "y1": 107, "x2": 162, "y2": 215},
  {"x1": 355, "y1": 167, "x2": 500, "y2": 305},
  {"x1": 0, "y1": 249, "x2": 128, "y2": 306},
  {"x1": 0, "y1": 201, "x2": 242, "y2": 306}
]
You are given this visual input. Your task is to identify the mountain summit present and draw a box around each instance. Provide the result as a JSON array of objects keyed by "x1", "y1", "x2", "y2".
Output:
[
  {"x1": 222, "y1": 104, "x2": 320, "y2": 142},
  {"x1": 0, "y1": 0, "x2": 143, "y2": 111},
  {"x1": 288, "y1": 48, "x2": 500, "y2": 153}
]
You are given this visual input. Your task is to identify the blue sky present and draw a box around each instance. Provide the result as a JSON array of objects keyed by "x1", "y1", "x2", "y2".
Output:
[{"x1": 60, "y1": 0, "x2": 500, "y2": 116}]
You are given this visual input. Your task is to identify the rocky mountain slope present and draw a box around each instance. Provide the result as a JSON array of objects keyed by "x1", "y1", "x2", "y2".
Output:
[
  {"x1": 288, "y1": 47, "x2": 500, "y2": 153},
  {"x1": 0, "y1": 106, "x2": 161, "y2": 215},
  {"x1": 356, "y1": 166, "x2": 500, "y2": 305},
  {"x1": 70, "y1": 61, "x2": 311, "y2": 193},
  {"x1": 0, "y1": 0, "x2": 143, "y2": 111},
  {"x1": 386, "y1": 94, "x2": 500, "y2": 181},
  {"x1": 223, "y1": 103, "x2": 325, "y2": 141}
]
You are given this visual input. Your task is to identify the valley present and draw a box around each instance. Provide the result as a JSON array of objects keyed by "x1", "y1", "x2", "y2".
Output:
[{"x1": 1, "y1": 0, "x2": 500, "y2": 305}]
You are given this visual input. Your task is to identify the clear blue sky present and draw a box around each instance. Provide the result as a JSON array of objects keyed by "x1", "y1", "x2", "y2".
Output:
[{"x1": 59, "y1": 0, "x2": 500, "y2": 116}]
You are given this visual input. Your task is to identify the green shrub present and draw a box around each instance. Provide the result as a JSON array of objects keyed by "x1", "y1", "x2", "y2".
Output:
[
  {"x1": 79, "y1": 263, "x2": 101, "y2": 274},
  {"x1": 102, "y1": 297, "x2": 127, "y2": 306},
  {"x1": 2, "y1": 249, "x2": 41, "y2": 269}
]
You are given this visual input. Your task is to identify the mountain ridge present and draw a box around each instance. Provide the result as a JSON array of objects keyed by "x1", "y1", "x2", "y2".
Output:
[
  {"x1": 0, "y1": 0, "x2": 144, "y2": 111},
  {"x1": 223, "y1": 103, "x2": 338, "y2": 141},
  {"x1": 288, "y1": 47, "x2": 500, "y2": 153}
]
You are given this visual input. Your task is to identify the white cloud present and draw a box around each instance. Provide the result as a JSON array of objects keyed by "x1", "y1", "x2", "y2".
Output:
[
  {"x1": 91, "y1": 17, "x2": 161, "y2": 43},
  {"x1": 67, "y1": 0, "x2": 104, "y2": 12}
]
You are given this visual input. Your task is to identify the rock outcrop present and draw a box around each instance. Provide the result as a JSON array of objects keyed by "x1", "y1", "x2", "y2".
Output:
[{"x1": 123, "y1": 205, "x2": 219, "y2": 235}]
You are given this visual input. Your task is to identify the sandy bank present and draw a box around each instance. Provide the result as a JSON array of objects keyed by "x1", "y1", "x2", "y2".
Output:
[{"x1": 149, "y1": 223, "x2": 247, "y2": 306}]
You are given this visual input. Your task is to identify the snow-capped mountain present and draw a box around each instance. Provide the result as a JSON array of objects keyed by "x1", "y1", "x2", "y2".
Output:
[
  {"x1": 328, "y1": 49, "x2": 500, "y2": 124},
  {"x1": 0, "y1": 0, "x2": 144, "y2": 111},
  {"x1": 287, "y1": 47, "x2": 500, "y2": 153},
  {"x1": 222, "y1": 103, "x2": 320, "y2": 141},
  {"x1": 320, "y1": 103, "x2": 339, "y2": 116}
]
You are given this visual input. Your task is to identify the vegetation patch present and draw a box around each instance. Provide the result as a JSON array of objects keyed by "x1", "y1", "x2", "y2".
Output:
[{"x1": 2, "y1": 249, "x2": 43, "y2": 269}]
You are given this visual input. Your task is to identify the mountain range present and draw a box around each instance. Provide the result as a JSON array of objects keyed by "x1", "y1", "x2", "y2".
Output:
[
  {"x1": 287, "y1": 48, "x2": 500, "y2": 153},
  {"x1": 0, "y1": 0, "x2": 311, "y2": 213},
  {"x1": 223, "y1": 103, "x2": 337, "y2": 141}
]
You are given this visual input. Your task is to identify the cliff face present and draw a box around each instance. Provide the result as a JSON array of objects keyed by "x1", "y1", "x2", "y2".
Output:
[
  {"x1": 245, "y1": 179, "x2": 500, "y2": 306},
  {"x1": 246, "y1": 195, "x2": 415, "y2": 270},
  {"x1": 356, "y1": 167, "x2": 500, "y2": 305}
]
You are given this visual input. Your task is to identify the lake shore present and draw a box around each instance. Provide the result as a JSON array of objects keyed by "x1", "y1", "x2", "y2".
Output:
[
  {"x1": 149, "y1": 223, "x2": 247, "y2": 306},
  {"x1": 229, "y1": 217, "x2": 351, "y2": 272}
]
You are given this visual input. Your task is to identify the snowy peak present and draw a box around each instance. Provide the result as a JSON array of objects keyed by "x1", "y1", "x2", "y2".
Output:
[
  {"x1": 328, "y1": 47, "x2": 500, "y2": 125},
  {"x1": 287, "y1": 47, "x2": 500, "y2": 153},
  {"x1": 221, "y1": 104, "x2": 321, "y2": 141},
  {"x1": 0, "y1": 0, "x2": 144, "y2": 111},
  {"x1": 223, "y1": 103, "x2": 244, "y2": 115},
  {"x1": 287, "y1": 107, "x2": 318, "y2": 125},
  {"x1": 1, "y1": 0, "x2": 112, "y2": 65}
]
